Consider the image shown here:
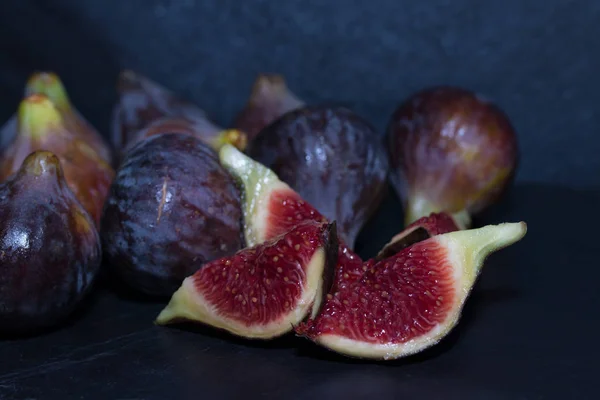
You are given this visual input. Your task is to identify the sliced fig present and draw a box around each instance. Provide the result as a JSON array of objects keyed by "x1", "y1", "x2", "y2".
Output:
[
  {"x1": 386, "y1": 86, "x2": 519, "y2": 227},
  {"x1": 233, "y1": 74, "x2": 304, "y2": 141},
  {"x1": 155, "y1": 220, "x2": 339, "y2": 339},
  {"x1": 24, "y1": 71, "x2": 113, "y2": 164},
  {"x1": 296, "y1": 222, "x2": 527, "y2": 360},
  {"x1": 0, "y1": 151, "x2": 101, "y2": 335},
  {"x1": 111, "y1": 70, "x2": 246, "y2": 161},
  {"x1": 101, "y1": 133, "x2": 244, "y2": 297},
  {"x1": 0, "y1": 94, "x2": 115, "y2": 226},
  {"x1": 246, "y1": 105, "x2": 389, "y2": 248}
]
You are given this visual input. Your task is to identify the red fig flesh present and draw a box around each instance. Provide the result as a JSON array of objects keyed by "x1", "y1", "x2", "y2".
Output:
[
  {"x1": 111, "y1": 70, "x2": 246, "y2": 161},
  {"x1": 155, "y1": 221, "x2": 338, "y2": 339},
  {"x1": 386, "y1": 86, "x2": 519, "y2": 227},
  {"x1": 0, "y1": 95, "x2": 114, "y2": 226},
  {"x1": 297, "y1": 222, "x2": 527, "y2": 360},
  {"x1": 233, "y1": 74, "x2": 304, "y2": 141}
]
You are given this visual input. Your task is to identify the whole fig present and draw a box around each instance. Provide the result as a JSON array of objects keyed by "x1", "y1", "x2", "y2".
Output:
[
  {"x1": 386, "y1": 86, "x2": 519, "y2": 227},
  {"x1": 0, "y1": 151, "x2": 101, "y2": 335},
  {"x1": 101, "y1": 133, "x2": 244, "y2": 297},
  {"x1": 247, "y1": 106, "x2": 389, "y2": 248}
]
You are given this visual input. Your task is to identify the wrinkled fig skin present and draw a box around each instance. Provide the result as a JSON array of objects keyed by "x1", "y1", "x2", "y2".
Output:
[
  {"x1": 233, "y1": 74, "x2": 305, "y2": 141},
  {"x1": 101, "y1": 133, "x2": 244, "y2": 297},
  {"x1": 247, "y1": 106, "x2": 389, "y2": 248},
  {"x1": 386, "y1": 86, "x2": 519, "y2": 224},
  {"x1": 0, "y1": 95, "x2": 115, "y2": 226},
  {"x1": 0, "y1": 151, "x2": 101, "y2": 335},
  {"x1": 111, "y1": 70, "x2": 239, "y2": 164}
]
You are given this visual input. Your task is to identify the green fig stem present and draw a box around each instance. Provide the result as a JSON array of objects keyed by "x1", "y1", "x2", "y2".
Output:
[
  {"x1": 17, "y1": 94, "x2": 64, "y2": 140},
  {"x1": 405, "y1": 195, "x2": 471, "y2": 230},
  {"x1": 440, "y1": 222, "x2": 527, "y2": 290},
  {"x1": 25, "y1": 72, "x2": 71, "y2": 111},
  {"x1": 209, "y1": 129, "x2": 248, "y2": 152},
  {"x1": 218, "y1": 144, "x2": 284, "y2": 247}
]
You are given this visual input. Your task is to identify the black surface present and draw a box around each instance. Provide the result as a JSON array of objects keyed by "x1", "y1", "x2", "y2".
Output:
[{"x1": 0, "y1": 1, "x2": 599, "y2": 399}]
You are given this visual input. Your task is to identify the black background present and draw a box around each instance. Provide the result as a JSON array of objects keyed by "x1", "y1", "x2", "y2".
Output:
[{"x1": 0, "y1": 1, "x2": 598, "y2": 399}]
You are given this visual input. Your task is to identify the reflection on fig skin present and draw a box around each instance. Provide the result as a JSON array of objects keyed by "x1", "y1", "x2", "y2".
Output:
[
  {"x1": 386, "y1": 86, "x2": 519, "y2": 227},
  {"x1": 247, "y1": 105, "x2": 389, "y2": 249},
  {"x1": 0, "y1": 151, "x2": 101, "y2": 336}
]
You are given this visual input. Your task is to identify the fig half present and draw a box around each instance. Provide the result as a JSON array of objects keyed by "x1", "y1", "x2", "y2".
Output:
[
  {"x1": 0, "y1": 94, "x2": 114, "y2": 226},
  {"x1": 386, "y1": 86, "x2": 519, "y2": 227},
  {"x1": 0, "y1": 151, "x2": 101, "y2": 335},
  {"x1": 101, "y1": 133, "x2": 244, "y2": 297},
  {"x1": 246, "y1": 105, "x2": 389, "y2": 249},
  {"x1": 296, "y1": 222, "x2": 527, "y2": 360},
  {"x1": 155, "y1": 220, "x2": 338, "y2": 339}
]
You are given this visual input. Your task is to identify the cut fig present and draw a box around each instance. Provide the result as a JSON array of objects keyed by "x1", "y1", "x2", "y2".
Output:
[
  {"x1": 232, "y1": 74, "x2": 304, "y2": 141},
  {"x1": 296, "y1": 222, "x2": 527, "y2": 360},
  {"x1": 155, "y1": 220, "x2": 339, "y2": 339}
]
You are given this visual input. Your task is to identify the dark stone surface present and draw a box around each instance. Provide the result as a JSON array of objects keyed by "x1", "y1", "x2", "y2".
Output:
[{"x1": 0, "y1": 1, "x2": 598, "y2": 399}]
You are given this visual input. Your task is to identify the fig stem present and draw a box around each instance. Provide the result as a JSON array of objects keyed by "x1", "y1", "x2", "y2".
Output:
[
  {"x1": 405, "y1": 195, "x2": 471, "y2": 229},
  {"x1": 17, "y1": 94, "x2": 63, "y2": 139},
  {"x1": 209, "y1": 129, "x2": 248, "y2": 152},
  {"x1": 25, "y1": 72, "x2": 71, "y2": 111}
]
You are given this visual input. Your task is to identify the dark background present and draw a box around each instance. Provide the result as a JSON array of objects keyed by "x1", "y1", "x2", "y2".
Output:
[{"x1": 0, "y1": 1, "x2": 598, "y2": 399}]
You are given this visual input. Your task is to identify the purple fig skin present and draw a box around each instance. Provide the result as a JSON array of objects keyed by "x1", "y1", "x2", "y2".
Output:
[
  {"x1": 110, "y1": 70, "x2": 241, "y2": 164},
  {"x1": 247, "y1": 106, "x2": 389, "y2": 249},
  {"x1": 0, "y1": 151, "x2": 101, "y2": 335},
  {"x1": 233, "y1": 74, "x2": 304, "y2": 141},
  {"x1": 100, "y1": 133, "x2": 244, "y2": 297},
  {"x1": 386, "y1": 86, "x2": 519, "y2": 226}
]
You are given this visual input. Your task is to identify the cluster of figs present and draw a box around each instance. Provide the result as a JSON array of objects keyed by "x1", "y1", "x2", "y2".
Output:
[{"x1": 0, "y1": 71, "x2": 527, "y2": 360}]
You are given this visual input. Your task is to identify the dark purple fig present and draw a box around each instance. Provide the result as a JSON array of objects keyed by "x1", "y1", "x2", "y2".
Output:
[
  {"x1": 246, "y1": 106, "x2": 389, "y2": 249},
  {"x1": 0, "y1": 151, "x2": 101, "y2": 335},
  {"x1": 110, "y1": 70, "x2": 246, "y2": 162},
  {"x1": 232, "y1": 74, "x2": 304, "y2": 141},
  {"x1": 0, "y1": 94, "x2": 115, "y2": 226},
  {"x1": 386, "y1": 86, "x2": 519, "y2": 227},
  {"x1": 100, "y1": 133, "x2": 244, "y2": 297}
]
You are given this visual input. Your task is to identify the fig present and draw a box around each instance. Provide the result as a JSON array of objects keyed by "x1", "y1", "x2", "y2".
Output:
[
  {"x1": 296, "y1": 222, "x2": 527, "y2": 360},
  {"x1": 100, "y1": 133, "x2": 244, "y2": 297},
  {"x1": 232, "y1": 74, "x2": 304, "y2": 141},
  {"x1": 0, "y1": 151, "x2": 101, "y2": 335},
  {"x1": 0, "y1": 94, "x2": 115, "y2": 226},
  {"x1": 111, "y1": 70, "x2": 246, "y2": 160},
  {"x1": 24, "y1": 71, "x2": 113, "y2": 164},
  {"x1": 155, "y1": 220, "x2": 339, "y2": 339},
  {"x1": 386, "y1": 86, "x2": 519, "y2": 227}
]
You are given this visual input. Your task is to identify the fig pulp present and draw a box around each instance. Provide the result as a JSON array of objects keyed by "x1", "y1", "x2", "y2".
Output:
[
  {"x1": 232, "y1": 74, "x2": 304, "y2": 141},
  {"x1": 386, "y1": 86, "x2": 519, "y2": 227},
  {"x1": 155, "y1": 220, "x2": 338, "y2": 339},
  {"x1": 111, "y1": 70, "x2": 247, "y2": 162},
  {"x1": 101, "y1": 133, "x2": 244, "y2": 297},
  {"x1": 0, "y1": 94, "x2": 115, "y2": 226},
  {"x1": 0, "y1": 151, "x2": 101, "y2": 335},
  {"x1": 296, "y1": 222, "x2": 527, "y2": 360},
  {"x1": 246, "y1": 105, "x2": 389, "y2": 249}
]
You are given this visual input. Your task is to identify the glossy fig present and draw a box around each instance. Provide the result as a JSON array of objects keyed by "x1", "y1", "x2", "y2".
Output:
[
  {"x1": 0, "y1": 151, "x2": 101, "y2": 335},
  {"x1": 233, "y1": 74, "x2": 304, "y2": 141},
  {"x1": 0, "y1": 94, "x2": 114, "y2": 226},
  {"x1": 247, "y1": 106, "x2": 389, "y2": 248},
  {"x1": 101, "y1": 133, "x2": 244, "y2": 297},
  {"x1": 386, "y1": 86, "x2": 519, "y2": 227},
  {"x1": 111, "y1": 70, "x2": 246, "y2": 162}
]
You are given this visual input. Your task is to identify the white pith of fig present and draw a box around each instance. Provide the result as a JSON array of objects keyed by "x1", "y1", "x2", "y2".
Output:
[
  {"x1": 297, "y1": 222, "x2": 527, "y2": 360},
  {"x1": 155, "y1": 221, "x2": 338, "y2": 339}
]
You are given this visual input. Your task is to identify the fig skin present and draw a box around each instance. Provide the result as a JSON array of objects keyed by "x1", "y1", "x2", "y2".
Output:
[
  {"x1": 101, "y1": 133, "x2": 244, "y2": 297},
  {"x1": 111, "y1": 70, "x2": 246, "y2": 163},
  {"x1": 385, "y1": 86, "x2": 519, "y2": 227},
  {"x1": 0, "y1": 151, "x2": 101, "y2": 335},
  {"x1": 0, "y1": 94, "x2": 115, "y2": 226},
  {"x1": 247, "y1": 106, "x2": 389, "y2": 248},
  {"x1": 233, "y1": 74, "x2": 304, "y2": 141}
]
